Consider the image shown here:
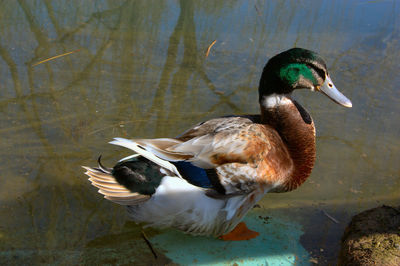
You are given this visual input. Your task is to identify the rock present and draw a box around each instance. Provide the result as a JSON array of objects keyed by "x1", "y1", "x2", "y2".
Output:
[{"x1": 339, "y1": 205, "x2": 400, "y2": 266}]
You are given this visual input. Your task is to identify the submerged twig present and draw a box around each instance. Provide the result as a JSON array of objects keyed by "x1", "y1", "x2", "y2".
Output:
[
  {"x1": 205, "y1": 40, "x2": 217, "y2": 58},
  {"x1": 322, "y1": 210, "x2": 339, "y2": 224},
  {"x1": 32, "y1": 49, "x2": 80, "y2": 66},
  {"x1": 254, "y1": 4, "x2": 262, "y2": 16},
  {"x1": 141, "y1": 230, "x2": 157, "y2": 259}
]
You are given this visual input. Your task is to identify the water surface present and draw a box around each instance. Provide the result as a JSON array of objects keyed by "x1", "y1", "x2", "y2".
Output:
[{"x1": 0, "y1": 0, "x2": 399, "y2": 265}]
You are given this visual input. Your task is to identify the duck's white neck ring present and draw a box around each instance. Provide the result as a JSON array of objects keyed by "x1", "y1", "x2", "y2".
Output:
[{"x1": 260, "y1": 93, "x2": 292, "y2": 109}]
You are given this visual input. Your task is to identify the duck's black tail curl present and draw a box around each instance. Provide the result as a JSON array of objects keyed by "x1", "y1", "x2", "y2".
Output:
[{"x1": 95, "y1": 155, "x2": 112, "y2": 174}]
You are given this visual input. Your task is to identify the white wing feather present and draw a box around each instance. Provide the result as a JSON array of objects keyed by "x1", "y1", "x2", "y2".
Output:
[{"x1": 109, "y1": 138, "x2": 183, "y2": 178}]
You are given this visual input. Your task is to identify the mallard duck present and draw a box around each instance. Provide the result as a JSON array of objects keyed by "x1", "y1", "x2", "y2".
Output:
[{"x1": 83, "y1": 48, "x2": 352, "y2": 240}]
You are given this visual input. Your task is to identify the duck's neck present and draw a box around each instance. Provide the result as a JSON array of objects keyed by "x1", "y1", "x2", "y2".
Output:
[{"x1": 260, "y1": 94, "x2": 316, "y2": 192}]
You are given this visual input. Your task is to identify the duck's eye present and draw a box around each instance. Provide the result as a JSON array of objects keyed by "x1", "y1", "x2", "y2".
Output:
[{"x1": 328, "y1": 83, "x2": 333, "y2": 88}]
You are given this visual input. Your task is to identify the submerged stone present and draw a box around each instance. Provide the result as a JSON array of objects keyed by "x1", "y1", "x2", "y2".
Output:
[{"x1": 339, "y1": 205, "x2": 400, "y2": 266}]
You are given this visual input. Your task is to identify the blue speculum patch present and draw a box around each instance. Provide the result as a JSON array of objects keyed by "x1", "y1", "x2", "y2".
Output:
[
  {"x1": 150, "y1": 210, "x2": 310, "y2": 265},
  {"x1": 172, "y1": 161, "x2": 213, "y2": 188}
]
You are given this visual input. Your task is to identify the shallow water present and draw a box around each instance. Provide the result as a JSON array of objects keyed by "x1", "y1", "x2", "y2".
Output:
[{"x1": 0, "y1": 0, "x2": 399, "y2": 265}]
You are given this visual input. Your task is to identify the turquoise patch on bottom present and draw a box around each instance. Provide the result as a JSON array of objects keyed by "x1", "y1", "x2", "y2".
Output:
[{"x1": 150, "y1": 211, "x2": 310, "y2": 265}]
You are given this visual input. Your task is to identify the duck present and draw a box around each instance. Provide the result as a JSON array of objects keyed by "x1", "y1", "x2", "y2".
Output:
[{"x1": 83, "y1": 48, "x2": 352, "y2": 241}]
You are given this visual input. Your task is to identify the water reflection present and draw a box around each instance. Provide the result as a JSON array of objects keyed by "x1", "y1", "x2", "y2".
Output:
[{"x1": 0, "y1": 0, "x2": 399, "y2": 264}]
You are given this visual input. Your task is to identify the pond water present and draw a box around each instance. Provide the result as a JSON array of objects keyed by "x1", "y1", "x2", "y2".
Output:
[{"x1": 0, "y1": 0, "x2": 399, "y2": 265}]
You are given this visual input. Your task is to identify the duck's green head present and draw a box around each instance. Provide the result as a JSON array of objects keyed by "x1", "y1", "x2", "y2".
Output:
[{"x1": 259, "y1": 48, "x2": 352, "y2": 107}]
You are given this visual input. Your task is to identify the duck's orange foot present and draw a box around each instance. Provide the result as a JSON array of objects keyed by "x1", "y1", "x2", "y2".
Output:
[{"x1": 219, "y1": 222, "x2": 260, "y2": 241}]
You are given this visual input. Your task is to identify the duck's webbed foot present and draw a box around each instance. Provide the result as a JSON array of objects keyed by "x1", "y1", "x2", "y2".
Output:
[{"x1": 219, "y1": 222, "x2": 259, "y2": 241}]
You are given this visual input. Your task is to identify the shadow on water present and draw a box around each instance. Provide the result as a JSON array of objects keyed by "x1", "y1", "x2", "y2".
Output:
[{"x1": 0, "y1": 0, "x2": 399, "y2": 265}]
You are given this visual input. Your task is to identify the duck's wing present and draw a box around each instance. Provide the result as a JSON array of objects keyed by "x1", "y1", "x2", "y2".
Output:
[
  {"x1": 135, "y1": 116, "x2": 259, "y2": 167},
  {"x1": 119, "y1": 115, "x2": 289, "y2": 195},
  {"x1": 177, "y1": 115, "x2": 260, "y2": 141}
]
